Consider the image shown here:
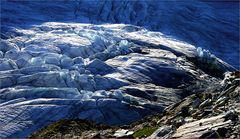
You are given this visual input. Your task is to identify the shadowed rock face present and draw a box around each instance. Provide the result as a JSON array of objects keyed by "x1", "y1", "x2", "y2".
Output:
[{"x1": 0, "y1": 1, "x2": 238, "y2": 138}]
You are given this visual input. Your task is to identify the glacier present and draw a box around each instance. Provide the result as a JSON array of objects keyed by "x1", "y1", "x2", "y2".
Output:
[
  {"x1": 1, "y1": 0, "x2": 239, "y2": 68},
  {"x1": 0, "y1": 0, "x2": 239, "y2": 138}
]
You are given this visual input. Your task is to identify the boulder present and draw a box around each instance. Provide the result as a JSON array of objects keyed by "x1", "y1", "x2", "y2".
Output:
[
  {"x1": 146, "y1": 125, "x2": 172, "y2": 139},
  {"x1": 172, "y1": 112, "x2": 236, "y2": 139}
]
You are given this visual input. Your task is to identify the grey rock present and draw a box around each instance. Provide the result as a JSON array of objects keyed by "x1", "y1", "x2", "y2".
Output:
[
  {"x1": 199, "y1": 98, "x2": 212, "y2": 108},
  {"x1": 215, "y1": 97, "x2": 228, "y2": 106},
  {"x1": 192, "y1": 98, "x2": 201, "y2": 108},
  {"x1": 172, "y1": 112, "x2": 234, "y2": 139},
  {"x1": 147, "y1": 125, "x2": 172, "y2": 139}
]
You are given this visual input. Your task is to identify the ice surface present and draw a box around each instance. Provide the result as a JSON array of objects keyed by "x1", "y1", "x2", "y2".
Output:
[
  {"x1": 0, "y1": 1, "x2": 238, "y2": 138},
  {"x1": 1, "y1": 0, "x2": 239, "y2": 68},
  {"x1": 0, "y1": 22, "x2": 235, "y2": 138}
]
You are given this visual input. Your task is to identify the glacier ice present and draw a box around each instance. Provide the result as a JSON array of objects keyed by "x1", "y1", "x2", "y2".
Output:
[
  {"x1": 0, "y1": 22, "x2": 235, "y2": 138},
  {"x1": 0, "y1": 1, "x2": 238, "y2": 137},
  {"x1": 0, "y1": 59, "x2": 18, "y2": 71},
  {"x1": 2, "y1": 0, "x2": 238, "y2": 67},
  {"x1": 86, "y1": 59, "x2": 114, "y2": 75},
  {"x1": 196, "y1": 47, "x2": 219, "y2": 65},
  {"x1": 73, "y1": 56, "x2": 84, "y2": 65}
]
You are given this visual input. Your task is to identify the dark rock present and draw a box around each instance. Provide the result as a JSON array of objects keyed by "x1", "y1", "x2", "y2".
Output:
[
  {"x1": 217, "y1": 127, "x2": 228, "y2": 137},
  {"x1": 199, "y1": 130, "x2": 220, "y2": 139},
  {"x1": 199, "y1": 98, "x2": 212, "y2": 108},
  {"x1": 180, "y1": 106, "x2": 189, "y2": 117},
  {"x1": 224, "y1": 111, "x2": 239, "y2": 122}
]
